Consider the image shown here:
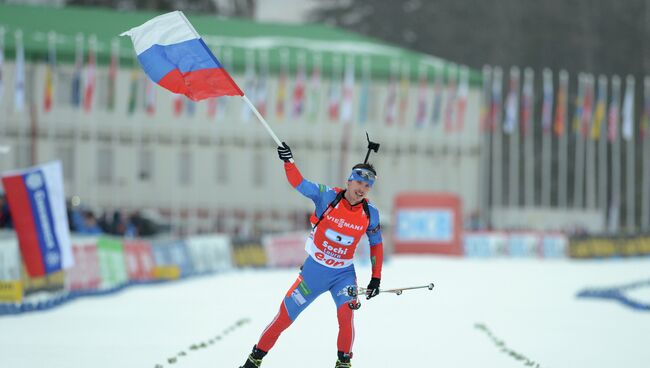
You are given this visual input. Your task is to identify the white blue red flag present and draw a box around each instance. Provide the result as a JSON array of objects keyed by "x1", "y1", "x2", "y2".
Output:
[
  {"x1": 1, "y1": 161, "x2": 73, "y2": 277},
  {"x1": 121, "y1": 11, "x2": 242, "y2": 101}
]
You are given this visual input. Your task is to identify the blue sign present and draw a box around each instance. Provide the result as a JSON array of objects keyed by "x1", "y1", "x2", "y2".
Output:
[{"x1": 396, "y1": 209, "x2": 453, "y2": 242}]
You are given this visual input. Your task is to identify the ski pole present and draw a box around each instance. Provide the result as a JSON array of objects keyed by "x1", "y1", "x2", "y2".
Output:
[{"x1": 348, "y1": 282, "x2": 434, "y2": 297}]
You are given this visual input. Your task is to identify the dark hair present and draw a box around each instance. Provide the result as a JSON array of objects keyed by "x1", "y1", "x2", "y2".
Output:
[{"x1": 352, "y1": 163, "x2": 376, "y2": 175}]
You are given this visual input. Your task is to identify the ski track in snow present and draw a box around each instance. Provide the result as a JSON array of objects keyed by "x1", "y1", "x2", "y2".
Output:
[{"x1": 2, "y1": 256, "x2": 650, "y2": 368}]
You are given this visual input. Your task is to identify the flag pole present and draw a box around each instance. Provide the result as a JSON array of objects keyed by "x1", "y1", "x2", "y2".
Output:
[
  {"x1": 597, "y1": 75, "x2": 609, "y2": 220},
  {"x1": 541, "y1": 69, "x2": 553, "y2": 207},
  {"x1": 609, "y1": 76, "x2": 622, "y2": 233},
  {"x1": 642, "y1": 76, "x2": 650, "y2": 230},
  {"x1": 241, "y1": 95, "x2": 294, "y2": 163},
  {"x1": 573, "y1": 74, "x2": 586, "y2": 209},
  {"x1": 556, "y1": 70, "x2": 570, "y2": 208},
  {"x1": 581, "y1": 74, "x2": 596, "y2": 210},
  {"x1": 491, "y1": 67, "x2": 504, "y2": 212},
  {"x1": 624, "y1": 75, "x2": 636, "y2": 232},
  {"x1": 523, "y1": 68, "x2": 535, "y2": 208}
]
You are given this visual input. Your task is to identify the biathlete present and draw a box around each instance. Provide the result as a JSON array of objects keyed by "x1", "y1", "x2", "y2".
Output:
[{"x1": 239, "y1": 141, "x2": 384, "y2": 368}]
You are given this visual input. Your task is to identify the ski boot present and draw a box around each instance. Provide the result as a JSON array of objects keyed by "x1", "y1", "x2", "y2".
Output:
[
  {"x1": 239, "y1": 345, "x2": 267, "y2": 368},
  {"x1": 335, "y1": 351, "x2": 352, "y2": 368}
]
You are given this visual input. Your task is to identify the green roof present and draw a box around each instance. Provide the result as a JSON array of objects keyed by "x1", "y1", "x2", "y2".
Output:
[{"x1": 0, "y1": 4, "x2": 480, "y2": 83}]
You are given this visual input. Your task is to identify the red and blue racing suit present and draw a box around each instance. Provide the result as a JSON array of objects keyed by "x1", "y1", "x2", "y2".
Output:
[{"x1": 256, "y1": 162, "x2": 384, "y2": 354}]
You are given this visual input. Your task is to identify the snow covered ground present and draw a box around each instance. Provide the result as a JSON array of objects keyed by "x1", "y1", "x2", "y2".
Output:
[{"x1": 2, "y1": 255, "x2": 649, "y2": 368}]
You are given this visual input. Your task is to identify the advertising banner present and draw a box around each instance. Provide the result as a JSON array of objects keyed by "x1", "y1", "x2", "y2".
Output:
[
  {"x1": 232, "y1": 238, "x2": 267, "y2": 267},
  {"x1": 123, "y1": 240, "x2": 155, "y2": 281},
  {"x1": 393, "y1": 193, "x2": 463, "y2": 255},
  {"x1": 263, "y1": 231, "x2": 309, "y2": 267},
  {"x1": 186, "y1": 234, "x2": 232, "y2": 273},
  {"x1": 96, "y1": 237, "x2": 128, "y2": 288},
  {"x1": 0, "y1": 236, "x2": 23, "y2": 302},
  {"x1": 150, "y1": 239, "x2": 193, "y2": 278},
  {"x1": 569, "y1": 234, "x2": 650, "y2": 258},
  {"x1": 65, "y1": 236, "x2": 101, "y2": 291},
  {"x1": 463, "y1": 231, "x2": 568, "y2": 258}
]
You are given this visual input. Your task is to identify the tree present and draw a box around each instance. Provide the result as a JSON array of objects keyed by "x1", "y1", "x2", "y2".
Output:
[
  {"x1": 65, "y1": 0, "x2": 257, "y2": 18},
  {"x1": 309, "y1": 0, "x2": 650, "y2": 78}
]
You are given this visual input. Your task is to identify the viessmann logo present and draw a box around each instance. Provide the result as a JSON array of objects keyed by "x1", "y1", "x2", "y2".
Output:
[{"x1": 326, "y1": 215, "x2": 364, "y2": 231}]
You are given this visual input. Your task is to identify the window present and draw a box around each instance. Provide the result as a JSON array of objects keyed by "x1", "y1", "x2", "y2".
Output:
[
  {"x1": 97, "y1": 147, "x2": 114, "y2": 184},
  {"x1": 56, "y1": 145, "x2": 75, "y2": 181},
  {"x1": 13, "y1": 143, "x2": 31, "y2": 169},
  {"x1": 252, "y1": 151, "x2": 265, "y2": 187},
  {"x1": 138, "y1": 148, "x2": 153, "y2": 181},
  {"x1": 179, "y1": 150, "x2": 192, "y2": 186},
  {"x1": 216, "y1": 151, "x2": 228, "y2": 184}
]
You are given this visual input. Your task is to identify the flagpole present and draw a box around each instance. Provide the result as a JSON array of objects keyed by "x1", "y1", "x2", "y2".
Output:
[
  {"x1": 558, "y1": 70, "x2": 569, "y2": 209},
  {"x1": 506, "y1": 67, "x2": 520, "y2": 208},
  {"x1": 241, "y1": 95, "x2": 294, "y2": 163},
  {"x1": 14, "y1": 29, "x2": 27, "y2": 166},
  {"x1": 479, "y1": 65, "x2": 492, "y2": 224},
  {"x1": 491, "y1": 67, "x2": 503, "y2": 212},
  {"x1": 0, "y1": 27, "x2": 8, "y2": 158},
  {"x1": 624, "y1": 75, "x2": 636, "y2": 232},
  {"x1": 523, "y1": 68, "x2": 534, "y2": 208},
  {"x1": 597, "y1": 75, "x2": 608, "y2": 222},
  {"x1": 87, "y1": 34, "x2": 99, "y2": 212},
  {"x1": 457, "y1": 66, "x2": 468, "y2": 203},
  {"x1": 72, "y1": 32, "x2": 84, "y2": 209},
  {"x1": 609, "y1": 75, "x2": 622, "y2": 233},
  {"x1": 585, "y1": 75, "x2": 597, "y2": 210},
  {"x1": 46, "y1": 31, "x2": 57, "y2": 161},
  {"x1": 573, "y1": 74, "x2": 585, "y2": 209},
  {"x1": 109, "y1": 37, "x2": 120, "y2": 214},
  {"x1": 642, "y1": 76, "x2": 650, "y2": 230},
  {"x1": 541, "y1": 69, "x2": 553, "y2": 207},
  {"x1": 644, "y1": 122, "x2": 650, "y2": 230}
]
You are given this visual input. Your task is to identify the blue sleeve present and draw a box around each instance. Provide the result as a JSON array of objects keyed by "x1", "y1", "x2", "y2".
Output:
[
  {"x1": 295, "y1": 179, "x2": 331, "y2": 209},
  {"x1": 284, "y1": 162, "x2": 331, "y2": 211},
  {"x1": 366, "y1": 204, "x2": 383, "y2": 246}
]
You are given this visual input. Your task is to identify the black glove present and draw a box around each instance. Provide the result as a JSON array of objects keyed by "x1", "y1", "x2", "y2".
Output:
[
  {"x1": 366, "y1": 277, "x2": 380, "y2": 299},
  {"x1": 277, "y1": 142, "x2": 293, "y2": 162}
]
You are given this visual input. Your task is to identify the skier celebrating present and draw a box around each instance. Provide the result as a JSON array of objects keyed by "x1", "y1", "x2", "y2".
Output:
[{"x1": 239, "y1": 141, "x2": 384, "y2": 368}]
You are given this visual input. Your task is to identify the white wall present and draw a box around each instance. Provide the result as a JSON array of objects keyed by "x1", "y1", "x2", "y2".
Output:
[{"x1": 0, "y1": 61, "x2": 483, "y2": 234}]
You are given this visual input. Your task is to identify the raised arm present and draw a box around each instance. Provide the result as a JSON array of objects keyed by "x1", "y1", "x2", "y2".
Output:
[{"x1": 278, "y1": 142, "x2": 326, "y2": 206}]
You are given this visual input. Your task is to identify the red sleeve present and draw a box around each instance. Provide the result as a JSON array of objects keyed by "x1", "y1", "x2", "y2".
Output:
[
  {"x1": 370, "y1": 242, "x2": 383, "y2": 279},
  {"x1": 284, "y1": 162, "x2": 303, "y2": 188}
]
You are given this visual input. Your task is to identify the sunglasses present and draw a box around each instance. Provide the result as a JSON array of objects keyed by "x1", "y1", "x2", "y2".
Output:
[{"x1": 353, "y1": 169, "x2": 376, "y2": 181}]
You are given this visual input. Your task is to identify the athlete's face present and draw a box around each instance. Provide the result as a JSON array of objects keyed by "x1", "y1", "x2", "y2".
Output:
[{"x1": 346, "y1": 180, "x2": 371, "y2": 204}]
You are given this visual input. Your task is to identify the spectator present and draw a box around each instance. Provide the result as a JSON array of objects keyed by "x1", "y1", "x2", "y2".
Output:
[
  {"x1": 77, "y1": 210, "x2": 103, "y2": 235},
  {"x1": 0, "y1": 195, "x2": 12, "y2": 228}
]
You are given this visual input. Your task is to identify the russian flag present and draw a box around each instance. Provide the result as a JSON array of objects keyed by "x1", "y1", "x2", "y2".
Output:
[
  {"x1": 121, "y1": 11, "x2": 243, "y2": 101},
  {"x1": 1, "y1": 161, "x2": 73, "y2": 277}
]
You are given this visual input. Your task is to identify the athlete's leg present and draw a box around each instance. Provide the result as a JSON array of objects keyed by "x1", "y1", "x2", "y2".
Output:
[
  {"x1": 329, "y1": 268, "x2": 357, "y2": 354},
  {"x1": 257, "y1": 259, "x2": 326, "y2": 351}
]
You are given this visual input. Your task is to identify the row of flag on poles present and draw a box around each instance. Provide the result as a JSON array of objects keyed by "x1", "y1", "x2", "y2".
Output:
[
  {"x1": 5, "y1": 28, "x2": 649, "y2": 136},
  {"x1": 480, "y1": 66, "x2": 650, "y2": 142},
  {"x1": 1, "y1": 28, "x2": 473, "y2": 130}
]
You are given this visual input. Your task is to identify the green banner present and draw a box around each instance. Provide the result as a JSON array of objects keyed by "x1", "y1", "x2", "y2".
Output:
[{"x1": 97, "y1": 237, "x2": 128, "y2": 288}]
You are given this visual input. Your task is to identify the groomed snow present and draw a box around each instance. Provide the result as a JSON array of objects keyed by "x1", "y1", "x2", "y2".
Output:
[{"x1": 2, "y1": 256, "x2": 649, "y2": 368}]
